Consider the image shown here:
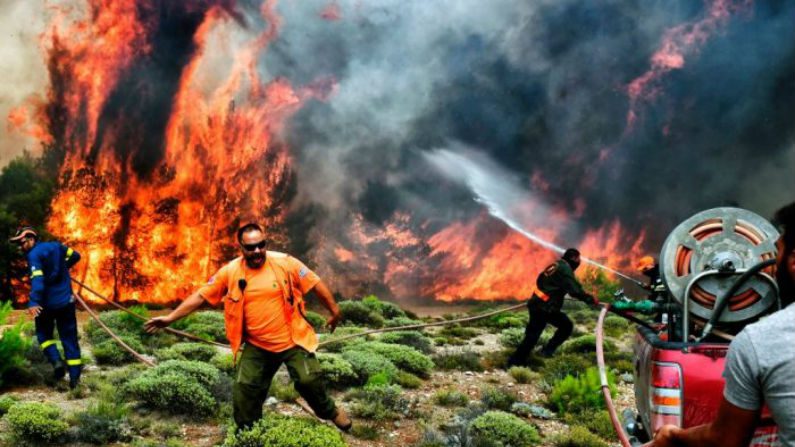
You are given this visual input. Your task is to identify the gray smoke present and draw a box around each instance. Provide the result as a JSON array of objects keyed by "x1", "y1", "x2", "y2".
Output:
[
  {"x1": 265, "y1": 0, "x2": 794, "y2": 259},
  {"x1": 0, "y1": 0, "x2": 47, "y2": 166}
]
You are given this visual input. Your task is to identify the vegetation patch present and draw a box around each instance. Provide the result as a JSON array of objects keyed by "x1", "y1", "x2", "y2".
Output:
[
  {"x1": 222, "y1": 413, "x2": 347, "y2": 447},
  {"x1": 468, "y1": 411, "x2": 540, "y2": 447},
  {"x1": 5, "y1": 401, "x2": 69, "y2": 445}
]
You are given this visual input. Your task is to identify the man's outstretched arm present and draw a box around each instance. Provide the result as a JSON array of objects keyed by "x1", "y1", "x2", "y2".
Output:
[
  {"x1": 652, "y1": 394, "x2": 760, "y2": 447},
  {"x1": 144, "y1": 291, "x2": 206, "y2": 332}
]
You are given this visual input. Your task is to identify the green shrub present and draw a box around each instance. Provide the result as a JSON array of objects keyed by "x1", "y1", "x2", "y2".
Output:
[
  {"x1": 540, "y1": 354, "x2": 595, "y2": 383},
  {"x1": 432, "y1": 351, "x2": 484, "y2": 372},
  {"x1": 154, "y1": 342, "x2": 217, "y2": 362},
  {"x1": 433, "y1": 388, "x2": 469, "y2": 407},
  {"x1": 437, "y1": 325, "x2": 478, "y2": 340},
  {"x1": 338, "y1": 301, "x2": 384, "y2": 328},
  {"x1": 5, "y1": 402, "x2": 69, "y2": 444},
  {"x1": 394, "y1": 371, "x2": 423, "y2": 389},
  {"x1": 603, "y1": 315, "x2": 630, "y2": 337},
  {"x1": 349, "y1": 423, "x2": 379, "y2": 440},
  {"x1": 0, "y1": 301, "x2": 34, "y2": 387},
  {"x1": 379, "y1": 331, "x2": 433, "y2": 354},
  {"x1": 171, "y1": 311, "x2": 227, "y2": 343},
  {"x1": 0, "y1": 393, "x2": 20, "y2": 415},
  {"x1": 124, "y1": 360, "x2": 220, "y2": 416},
  {"x1": 92, "y1": 335, "x2": 148, "y2": 365},
  {"x1": 481, "y1": 349, "x2": 516, "y2": 370},
  {"x1": 366, "y1": 371, "x2": 391, "y2": 387},
  {"x1": 551, "y1": 425, "x2": 608, "y2": 447},
  {"x1": 318, "y1": 353, "x2": 359, "y2": 389},
  {"x1": 269, "y1": 377, "x2": 299, "y2": 402},
  {"x1": 561, "y1": 335, "x2": 616, "y2": 354},
  {"x1": 85, "y1": 307, "x2": 149, "y2": 344},
  {"x1": 318, "y1": 327, "x2": 371, "y2": 352},
  {"x1": 211, "y1": 352, "x2": 235, "y2": 374},
  {"x1": 569, "y1": 409, "x2": 615, "y2": 440},
  {"x1": 303, "y1": 311, "x2": 327, "y2": 333},
  {"x1": 611, "y1": 359, "x2": 634, "y2": 375},
  {"x1": 509, "y1": 366, "x2": 539, "y2": 384},
  {"x1": 347, "y1": 384, "x2": 409, "y2": 420},
  {"x1": 384, "y1": 316, "x2": 424, "y2": 328},
  {"x1": 548, "y1": 367, "x2": 616, "y2": 415},
  {"x1": 74, "y1": 397, "x2": 131, "y2": 444},
  {"x1": 476, "y1": 313, "x2": 528, "y2": 330},
  {"x1": 344, "y1": 342, "x2": 434, "y2": 378},
  {"x1": 499, "y1": 327, "x2": 525, "y2": 349},
  {"x1": 362, "y1": 295, "x2": 407, "y2": 319},
  {"x1": 341, "y1": 350, "x2": 398, "y2": 383},
  {"x1": 468, "y1": 411, "x2": 540, "y2": 447},
  {"x1": 480, "y1": 386, "x2": 517, "y2": 411},
  {"x1": 222, "y1": 412, "x2": 347, "y2": 447}
]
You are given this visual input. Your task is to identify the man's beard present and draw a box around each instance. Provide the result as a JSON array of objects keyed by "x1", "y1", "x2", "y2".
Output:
[{"x1": 245, "y1": 252, "x2": 266, "y2": 269}]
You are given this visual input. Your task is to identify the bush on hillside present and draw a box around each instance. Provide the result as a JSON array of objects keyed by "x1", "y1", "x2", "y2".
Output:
[
  {"x1": 317, "y1": 353, "x2": 359, "y2": 389},
  {"x1": 338, "y1": 301, "x2": 385, "y2": 328},
  {"x1": 123, "y1": 360, "x2": 220, "y2": 417},
  {"x1": 92, "y1": 336, "x2": 148, "y2": 365},
  {"x1": 0, "y1": 301, "x2": 33, "y2": 388},
  {"x1": 221, "y1": 413, "x2": 347, "y2": 447},
  {"x1": 171, "y1": 310, "x2": 227, "y2": 343},
  {"x1": 340, "y1": 350, "x2": 398, "y2": 384},
  {"x1": 499, "y1": 327, "x2": 525, "y2": 349},
  {"x1": 378, "y1": 330, "x2": 433, "y2": 354},
  {"x1": 548, "y1": 367, "x2": 616, "y2": 415},
  {"x1": 540, "y1": 354, "x2": 595, "y2": 383},
  {"x1": 361, "y1": 295, "x2": 406, "y2": 319},
  {"x1": 155, "y1": 342, "x2": 217, "y2": 362},
  {"x1": 468, "y1": 411, "x2": 541, "y2": 447},
  {"x1": 551, "y1": 426, "x2": 608, "y2": 447},
  {"x1": 5, "y1": 402, "x2": 69, "y2": 444},
  {"x1": 346, "y1": 384, "x2": 410, "y2": 420},
  {"x1": 344, "y1": 342, "x2": 433, "y2": 378}
]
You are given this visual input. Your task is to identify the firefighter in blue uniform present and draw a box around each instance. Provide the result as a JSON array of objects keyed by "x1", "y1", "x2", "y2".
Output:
[
  {"x1": 9, "y1": 227, "x2": 83, "y2": 388},
  {"x1": 507, "y1": 248, "x2": 598, "y2": 366}
]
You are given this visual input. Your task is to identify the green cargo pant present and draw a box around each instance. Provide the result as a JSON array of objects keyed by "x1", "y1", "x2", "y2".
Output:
[{"x1": 233, "y1": 343, "x2": 337, "y2": 428}]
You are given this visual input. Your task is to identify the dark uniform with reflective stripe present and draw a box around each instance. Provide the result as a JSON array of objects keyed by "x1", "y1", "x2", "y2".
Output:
[
  {"x1": 26, "y1": 241, "x2": 82, "y2": 385},
  {"x1": 508, "y1": 259, "x2": 594, "y2": 364}
]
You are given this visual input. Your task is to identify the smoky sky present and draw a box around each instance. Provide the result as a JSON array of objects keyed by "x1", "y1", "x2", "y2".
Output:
[{"x1": 262, "y1": 0, "x2": 794, "y2": 252}]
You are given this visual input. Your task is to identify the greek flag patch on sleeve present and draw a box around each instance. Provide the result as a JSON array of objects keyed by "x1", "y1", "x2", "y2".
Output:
[{"x1": 299, "y1": 267, "x2": 308, "y2": 278}]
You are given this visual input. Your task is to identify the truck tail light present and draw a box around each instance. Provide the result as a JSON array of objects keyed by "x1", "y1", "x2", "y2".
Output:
[{"x1": 650, "y1": 361, "x2": 683, "y2": 430}]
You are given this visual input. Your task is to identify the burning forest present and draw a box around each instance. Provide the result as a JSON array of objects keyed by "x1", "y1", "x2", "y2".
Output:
[{"x1": 3, "y1": 0, "x2": 794, "y2": 306}]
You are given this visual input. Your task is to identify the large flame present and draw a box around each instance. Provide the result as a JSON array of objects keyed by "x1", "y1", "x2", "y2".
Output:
[{"x1": 39, "y1": 1, "x2": 331, "y2": 304}]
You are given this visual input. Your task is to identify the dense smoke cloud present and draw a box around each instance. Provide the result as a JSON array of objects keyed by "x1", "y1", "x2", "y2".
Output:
[{"x1": 266, "y1": 0, "x2": 794, "y2": 254}]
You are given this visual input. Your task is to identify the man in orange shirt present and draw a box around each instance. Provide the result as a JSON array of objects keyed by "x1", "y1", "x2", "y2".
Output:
[{"x1": 144, "y1": 222, "x2": 351, "y2": 431}]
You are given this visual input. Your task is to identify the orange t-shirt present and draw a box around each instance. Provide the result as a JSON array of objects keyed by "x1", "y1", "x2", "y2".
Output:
[{"x1": 198, "y1": 252, "x2": 321, "y2": 353}]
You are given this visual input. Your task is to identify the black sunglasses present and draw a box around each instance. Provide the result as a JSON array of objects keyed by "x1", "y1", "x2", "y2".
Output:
[{"x1": 241, "y1": 240, "x2": 267, "y2": 252}]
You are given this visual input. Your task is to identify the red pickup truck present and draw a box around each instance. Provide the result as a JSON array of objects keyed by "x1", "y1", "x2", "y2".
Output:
[
  {"x1": 629, "y1": 326, "x2": 778, "y2": 445},
  {"x1": 617, "y1": 208, "x2": 782, "y2": 446}
]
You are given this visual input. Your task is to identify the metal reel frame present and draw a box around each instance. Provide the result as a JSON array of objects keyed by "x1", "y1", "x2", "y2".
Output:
[{"x1": 659, "y1": 207, "x2": 780, "y2": 336}]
